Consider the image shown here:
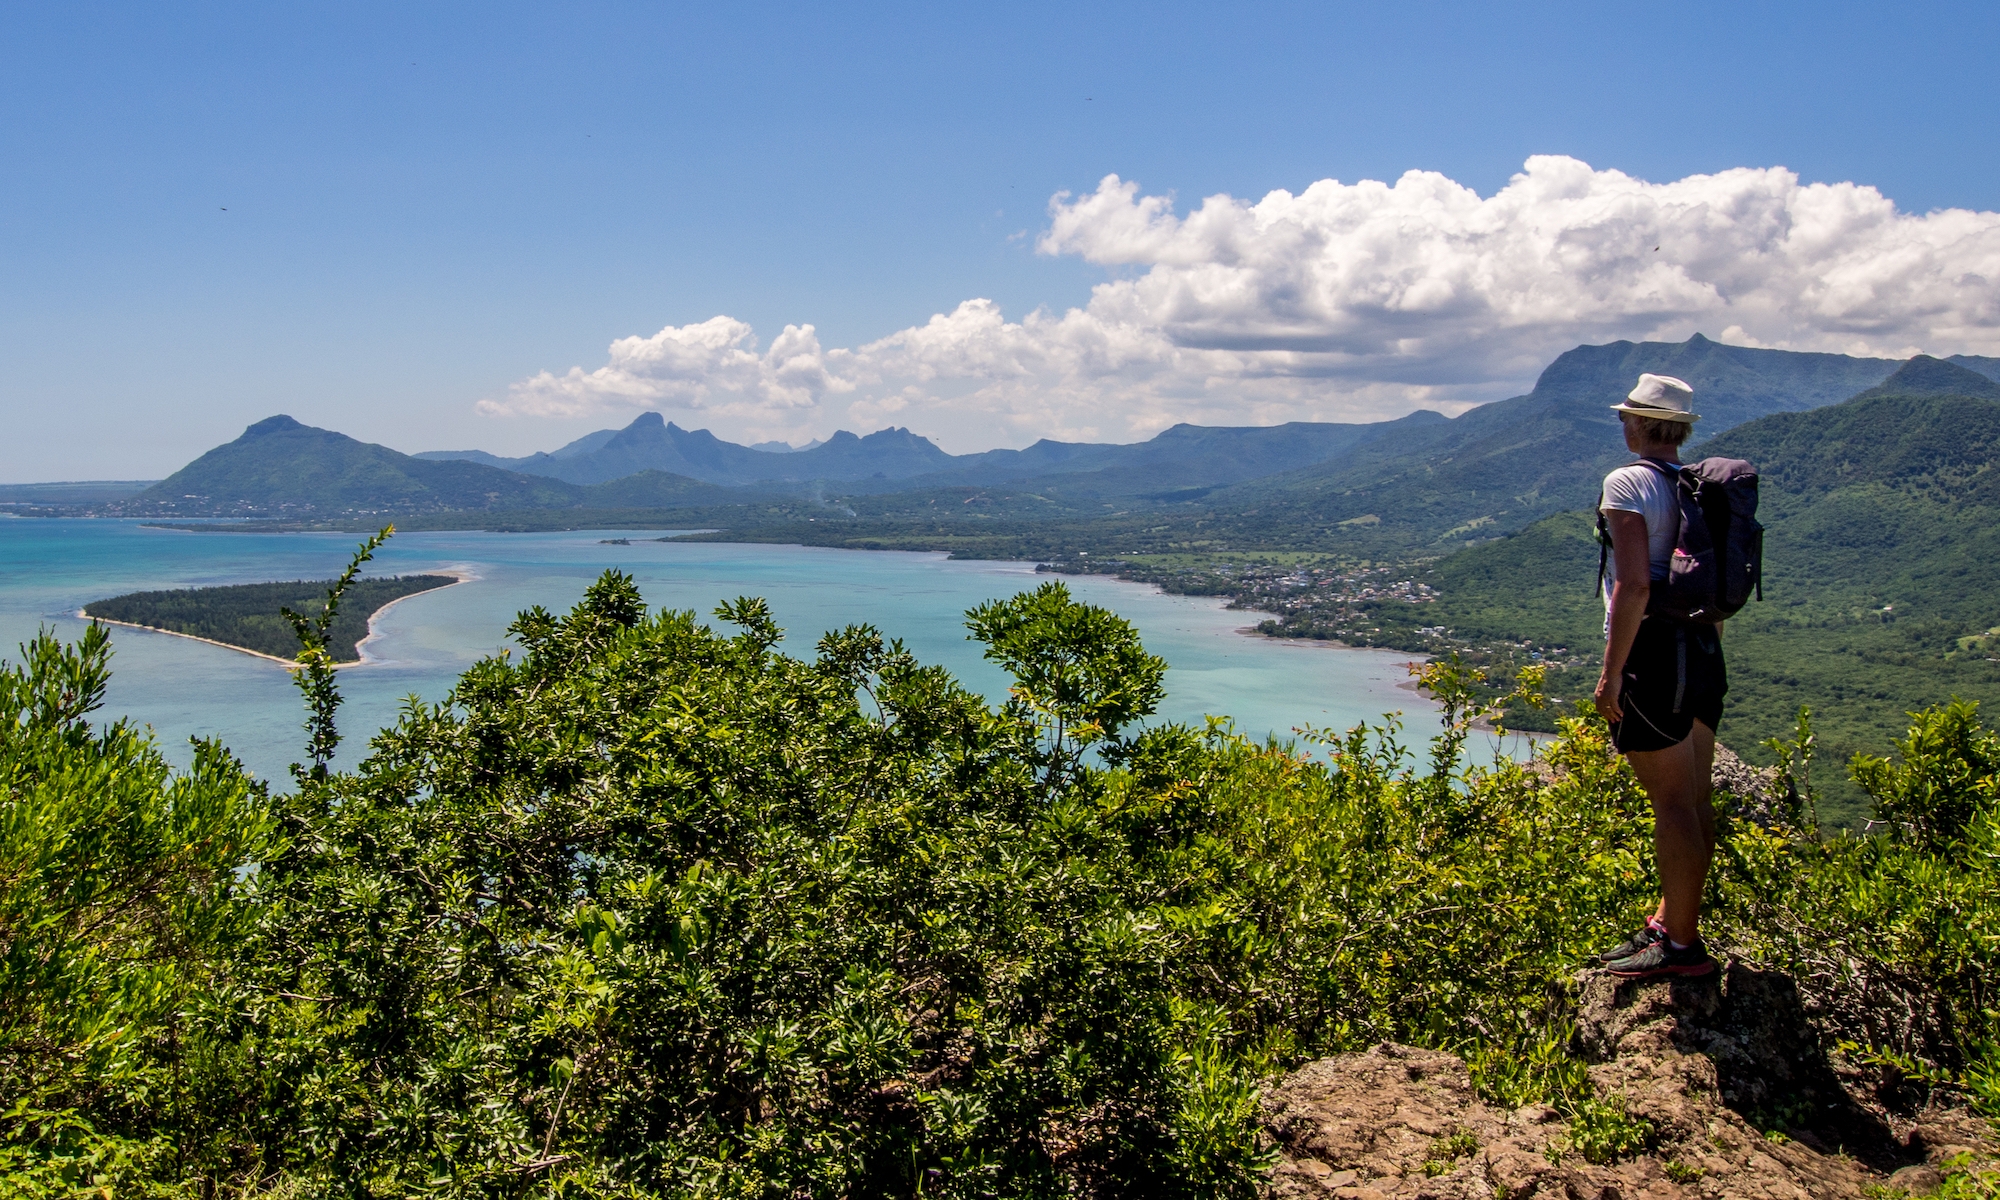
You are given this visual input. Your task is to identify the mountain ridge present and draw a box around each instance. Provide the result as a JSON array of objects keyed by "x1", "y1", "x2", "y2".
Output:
[
  {"x1": 70, "y1": 336, "x2": 2000, "y2": 528},
  {"x1": 1183, "y1": 333, "x2": 1908, "y2": 548},
  {"x1": 405, "y1": 334, "x2": 1911, "y2": 501},
  {"x1": 419, "y1": 413, "x2": 959, "y2": 486}
]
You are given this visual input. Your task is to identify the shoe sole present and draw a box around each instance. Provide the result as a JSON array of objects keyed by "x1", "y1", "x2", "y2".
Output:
[{"x1": 1606, "y1": 960, "x2": 1716, "y2": 980}]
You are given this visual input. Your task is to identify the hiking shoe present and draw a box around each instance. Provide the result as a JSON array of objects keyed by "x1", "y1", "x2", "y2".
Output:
[
  {"x1": 1595, "y1": 917, "x2": 1668, "y2": 965},
  {"x1": 1606, "y1": 937, "x2": 1716, "y2": 980}
]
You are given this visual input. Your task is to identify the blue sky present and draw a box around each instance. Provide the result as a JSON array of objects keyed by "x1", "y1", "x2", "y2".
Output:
[{"x1": 4, "y1": 1, "x2": 1998, "y2": 481}]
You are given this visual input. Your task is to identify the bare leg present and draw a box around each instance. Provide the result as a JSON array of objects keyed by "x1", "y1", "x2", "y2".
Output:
[{"x1": 1625, "y1": 720, "x2": 1716, "y2": 946}]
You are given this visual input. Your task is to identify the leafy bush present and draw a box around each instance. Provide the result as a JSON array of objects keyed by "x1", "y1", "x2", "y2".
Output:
[
  {"x1": 0, "y1": 625, "x2": 270, "y2": 1195},
  {"x1": 1550, "y1": 1095, "x2": 1654, "y2": 1165},
  {"x1": 1726, "y1": 702, "x2": 2000, "y2": 1112},
  {"x1": 2, "y1": 568, "x2": 1996, "y2": 1196},
  {"x1": 1937, "y1": 1155, "x2": 2000, "y2": 1199}
]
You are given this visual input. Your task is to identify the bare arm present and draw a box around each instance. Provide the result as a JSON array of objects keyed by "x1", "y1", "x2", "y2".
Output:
[{"x1": 1595, "y1": 509, "x2": 1651, "y2": 723}]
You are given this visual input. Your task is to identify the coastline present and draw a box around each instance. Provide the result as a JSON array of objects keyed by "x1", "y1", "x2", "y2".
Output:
[
  {"x1": 1228, "y1": 616, "x2": 1530, "y2": 741},
  {"x1": 1042, "y1": 569, "x2": 1438, "y2": 728},
  {"x1": 1056, "y1": 569, "x2": 1425, "y2": 674},
  {"x1": 1234, "y1": 623, "x2": 1417, "y2": 657},
  {"x1": 79, "y1": 568, "x2": 475, "y2": 670},
  {"x1": 353, "y1": 567, "x2": 477, "y2": 663},
  {"x1": 80, "y1": 613, "x2": 305, "y2": 667}
]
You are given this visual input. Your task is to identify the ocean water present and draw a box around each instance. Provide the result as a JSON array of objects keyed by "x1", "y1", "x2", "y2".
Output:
[{"x1": 0, "y1": 518, "x2": 1502, "y2": 781}]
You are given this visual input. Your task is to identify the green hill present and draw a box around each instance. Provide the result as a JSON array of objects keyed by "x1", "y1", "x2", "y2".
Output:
[
  {"x1": 1696, "y1": 359, "x2": 2000, "y2": 790},
  {"x1": 1314, "y1": 357, "x2": 2000, "y2": 824},
  {"x1": 110, "y1": 415, "x2": 741, "y2": 518},
  {"x1": 578, "y1": 468, "x2": 760, "y2": 508},
  {"x1": 118, "y1": 416, "x2": 584, "y2": 516},
  {"x1": 85, "y1": 575, "x2": 458, "y2": 662}
]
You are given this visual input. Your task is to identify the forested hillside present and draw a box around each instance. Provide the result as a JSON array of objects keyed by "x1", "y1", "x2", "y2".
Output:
[
  {"x1": 1184, "y1": 333, "x2": 1903, "y2": 552},
  {"x1": 124, "y1": 416, "x2": 585, "y2": 515},
  {"x1": 1241, "y1": 358, "x2": 2000, "y2": 826},
  {"x1": 1698, "y1": 360, "x2": 2000, "y2": 799}
]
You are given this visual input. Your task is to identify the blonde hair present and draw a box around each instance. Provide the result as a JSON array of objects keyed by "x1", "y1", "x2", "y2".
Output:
[{"x1": 1627, "y1": 413, "x2": 1693, "y2": 447}]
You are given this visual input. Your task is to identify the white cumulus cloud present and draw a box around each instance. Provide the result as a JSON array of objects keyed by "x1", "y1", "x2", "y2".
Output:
[
  {"x1": 482, "y1": 317, "x2": 852, "y2": 421},
  {"x1": 485, "y1": 156, "x2": 2000, "y2": 448}
]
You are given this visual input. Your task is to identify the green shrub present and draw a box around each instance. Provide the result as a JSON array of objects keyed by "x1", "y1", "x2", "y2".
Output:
[
  {"x1": 1, "y1": 569, "x2": 1995, "y2": 1197},
  {"x1": 1852, "y1": 700, "x2": 2000, "y2": 855},
  {"x1": 1553, "y1": 1094, "x2": 1654, "y2": 1165},
  {"x1": 1937, "y1": 1155, "x2": 2000, "y2": 1199},
  {"x1": 1423, "y1": 1127, "x2": 1479, "y2": 1174},
  {"x1": 1725, "y1": 703, "x2": 2000, "y2": 1113},
  {"x1": 0, "y1": 625, "x2": 270, "y2": 1196}
]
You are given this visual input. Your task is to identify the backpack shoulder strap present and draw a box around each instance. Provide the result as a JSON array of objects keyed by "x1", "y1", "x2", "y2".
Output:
[
  {"x1": 1594, "y1": 493, "x2": 1610, "y2": 596},
  {"x1": 1598, "y1": 459, "x2": 1686, "y2": 597}
]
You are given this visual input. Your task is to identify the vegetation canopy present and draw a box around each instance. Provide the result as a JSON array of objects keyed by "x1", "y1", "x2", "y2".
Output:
[{"x1": 3, "y1": 555, "x2": 1997, "y2": 1196}]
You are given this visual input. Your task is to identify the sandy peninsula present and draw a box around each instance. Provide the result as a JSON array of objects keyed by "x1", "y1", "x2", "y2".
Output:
[{"x1": 79, "y1": 568, "x2": 476, "y2": 669}]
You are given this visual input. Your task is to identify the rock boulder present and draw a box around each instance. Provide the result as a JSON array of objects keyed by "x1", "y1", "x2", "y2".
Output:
[{"x1": 1259, "y1": 963, "x2": 1992, "y2": 1198}]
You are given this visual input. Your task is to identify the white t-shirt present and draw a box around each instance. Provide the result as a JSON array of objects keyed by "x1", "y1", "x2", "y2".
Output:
[{"x1": 1600, "y1": 461, "x2": 1679, "y2": 632}]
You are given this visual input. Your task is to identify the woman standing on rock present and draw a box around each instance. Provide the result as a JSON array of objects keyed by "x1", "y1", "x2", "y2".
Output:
[{"x1": 1592, "y1": 374, "x2": 1723, "y2": 981}]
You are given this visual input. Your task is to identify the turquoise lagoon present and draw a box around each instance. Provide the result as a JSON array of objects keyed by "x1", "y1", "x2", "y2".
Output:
[{"x1": 0, "y1": 518, "x2": 1501, "y2": 781}]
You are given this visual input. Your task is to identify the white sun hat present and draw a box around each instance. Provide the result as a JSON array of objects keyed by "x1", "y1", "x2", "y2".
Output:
[{"x1": 1610, "y1": 373, "x2": 1699, "y2": 423}]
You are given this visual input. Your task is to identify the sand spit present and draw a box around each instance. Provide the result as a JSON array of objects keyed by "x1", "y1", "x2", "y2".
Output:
[{"x1": 79, "y1": 568, "x2": 476, "y2": 670}]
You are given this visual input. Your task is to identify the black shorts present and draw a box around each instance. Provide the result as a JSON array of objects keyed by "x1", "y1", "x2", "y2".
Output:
[{"x1": 1610, "y1": 617, "x2": 1726, "y2": 754}]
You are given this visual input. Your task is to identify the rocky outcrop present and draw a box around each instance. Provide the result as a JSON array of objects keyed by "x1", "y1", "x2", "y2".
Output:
[
  {"x1": 1260, "y1": 963, "x2": 1993, "y2": 1198},
  {"x1": 1710, "y1": 743, "x2": 1790, "y2": 828},
  {"x1": 1526, "y1": 743, "x2": 1788, "y2": 826}
]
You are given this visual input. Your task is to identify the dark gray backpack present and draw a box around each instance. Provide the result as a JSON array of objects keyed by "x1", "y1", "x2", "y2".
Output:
[{"x1": 1595, "y1": 457, "x2": 1764, "y2": 623}]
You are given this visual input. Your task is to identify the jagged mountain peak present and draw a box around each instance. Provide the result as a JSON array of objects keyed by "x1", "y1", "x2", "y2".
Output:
[
  {"x1": 869, "y1": 429, "x2": 948, "y2": 451},
  {"x1": 604, "y1": 412, "x2": 673, "y2": 445}
]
